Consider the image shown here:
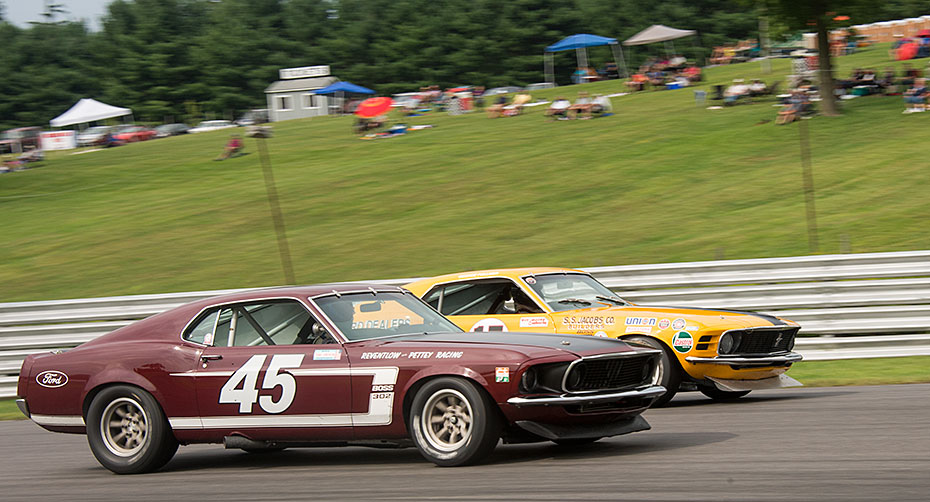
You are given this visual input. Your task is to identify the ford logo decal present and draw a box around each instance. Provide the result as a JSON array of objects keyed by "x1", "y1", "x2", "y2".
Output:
[{"x1": 36, "y1": 370, "x2": 68, "y2": 388}]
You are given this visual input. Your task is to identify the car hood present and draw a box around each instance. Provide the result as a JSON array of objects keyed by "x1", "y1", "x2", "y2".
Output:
[{"x1": 358, "y1": 331, "x2": 642, "y2": 358}]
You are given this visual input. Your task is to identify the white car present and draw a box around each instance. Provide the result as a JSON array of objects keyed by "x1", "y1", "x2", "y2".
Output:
[
  {"x1": 525, "y1": 82, "x2": 557, "y2": 91},
  {"x1": 188, "y1": 120, "x2": 236, "y2": 133}
]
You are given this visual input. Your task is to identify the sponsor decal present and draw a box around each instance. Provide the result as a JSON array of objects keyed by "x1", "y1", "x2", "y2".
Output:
[
  {"x1": 436, "y1": 351, "x2": 463, "y2": 359},
  {"x1": 561, "y1": 315, "x2": 615, "y2": 330},
  {"x1": 352, "y1": 317, "x2": 411, "y2": 330},
  {"x1": 657, "y1": 319, "x2": 670, "y2": 330},
  {"x1": 471, "y1": 318, "x2": 508, "y2": 332},
  {"x1": 525, "y1": 277, "x2": 537, "y2": 285},
  {"x1": 36, "y1": 370, "x2": 68, "y2": 388},
  {"x1": 686, "y1": 325, "x2": 700, "y2": 331},
  {"x1": 594, "y1": 331, "x2": 608, "y2": 338},
  {"x1": 360, "y1": 352, "x2": 404, "y2": 360},
  {"x1": 625, "y1": 326, "x2": 652, "y2": 334},
  {"x1": 519, "y1": 316, "x2": 549, "y2": 328},
  {"x1": 625, "y1": 317, "x2": 657, "y2": 326},
  {"x1": 672, "y1": 331, "x2": 694, "y2": 353},
  {"x1": 313, "y1": 349, "x2": 342, "y2": 361},
  {"x1": 671, "y1": 318, "x2": 687, "y2": 330},
  {"x1": 495, "y1": 367, "x2": 510, "y2": 383}
]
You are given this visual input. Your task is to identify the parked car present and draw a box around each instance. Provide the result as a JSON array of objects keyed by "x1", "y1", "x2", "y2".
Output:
[
  {"x1": 17, "y1": 283, "x2": 663, "y2": 473},
  {"x1": 235, "y1": 109, "x2": 269, "y2": 126},
  {"x1": 525, "y1": 82, "x2": 558, "y2": 91},
  {"x1": 112, "y1": 125, "x2": 156, "y2": 143},
  {"x1": 0, "y1": 127, "x2": 42, "y2": 154},
  {"x1": 484, "y1": 86, "x2": 524, "y2": 96},
  {"x1": 154, "y1": 123, "x2": 189, "y2": 138},
  {"x1": 76, "y1": 126, "x2": 117, "y2": 147},
  {"x1": 405, "y1": 268, "x2": 803, "y2": 406},
  {"x1": 188, "y1": 120, "x2": 236, "y2": 133}
]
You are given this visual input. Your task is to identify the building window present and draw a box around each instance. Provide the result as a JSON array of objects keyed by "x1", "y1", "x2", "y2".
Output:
[
  {"x1": 276, "y1": 96, "x2": 292, "y2": 111},
  {"x1": 302, "y1": 93, "x2": 322, "y2": 109}
]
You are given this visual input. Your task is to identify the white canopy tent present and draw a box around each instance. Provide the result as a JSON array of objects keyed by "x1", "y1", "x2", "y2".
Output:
[
  {"x1": 50, "y1": 98, "x2": 133, "y2": 128},
  {"x1": 623, "y1": 24, "x2": 702, "y2": 73}
]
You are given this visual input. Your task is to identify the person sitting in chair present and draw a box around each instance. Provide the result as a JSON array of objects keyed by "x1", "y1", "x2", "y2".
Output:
[
  {"x1": 545, "y1": 97, "x2": 571, "y2": 120},
  {"x1": 215, "y1": 134, "x2": 243, "y2": 160}
]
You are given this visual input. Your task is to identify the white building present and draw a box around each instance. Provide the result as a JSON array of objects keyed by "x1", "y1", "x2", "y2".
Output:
[{"x1": 265, "y1": 66, "x2": 339, "y2": 122}]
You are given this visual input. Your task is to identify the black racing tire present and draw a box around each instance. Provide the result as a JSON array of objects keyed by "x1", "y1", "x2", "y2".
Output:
[
  {"x1": 552, "y1": 437, "x2": 602, "y2": 447},
  {"x1": 700, "y1": 387, "x2": 751, "y2": 401},
  {"x1": 624, "y1": 336, "x2": 681, "y2": 407},
  {"x1": 86, "y1": 385, "x2": 178, "y2": 474},
  {"x1": 409, "y1": 377, "x2": 502, "y2": 467}
]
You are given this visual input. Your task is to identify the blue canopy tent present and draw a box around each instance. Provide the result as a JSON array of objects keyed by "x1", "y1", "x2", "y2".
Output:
[
  {"x1": 313, "y1": 81, "x2": 375, "y2": 115},
  {"x1": 544, "y1": 33, "x2": 628, "y2": 84}
]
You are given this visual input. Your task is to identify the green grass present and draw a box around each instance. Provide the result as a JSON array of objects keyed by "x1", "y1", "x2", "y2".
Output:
[
  {"x1": 789, "y1": 356, "x2": 930, "y2": 387},
  {"x1": 3, "y1": 356, "x2": 927, "y2": 420},
  {"x1": 2, "y1": 44, "x2": 929, "y2": 301}
]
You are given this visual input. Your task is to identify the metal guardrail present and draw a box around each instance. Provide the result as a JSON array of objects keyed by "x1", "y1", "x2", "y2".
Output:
[{"x1": 2, "y1": 250, "x2": 929, "y2": 398}]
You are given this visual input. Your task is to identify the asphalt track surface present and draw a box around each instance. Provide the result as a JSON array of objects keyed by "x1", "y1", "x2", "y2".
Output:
[{"x1": 2, "y1": 384, "x2": 928, "y2": 502}]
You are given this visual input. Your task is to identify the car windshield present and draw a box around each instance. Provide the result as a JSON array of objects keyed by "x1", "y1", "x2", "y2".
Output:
[
  {"x1": 523, "y1": 273, "x2": 628, "y2": 312},
  {"x1": 313, "y1": 291, "x2": 462, "y2": 341}
]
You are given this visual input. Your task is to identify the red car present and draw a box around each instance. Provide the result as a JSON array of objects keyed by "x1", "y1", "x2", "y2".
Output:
[
  {"x1": 17, "y1": 284, "x2": 663, "y2": 473},
  {"x1": 112, "y1": 125, "x2": 156, "y2": 143}
]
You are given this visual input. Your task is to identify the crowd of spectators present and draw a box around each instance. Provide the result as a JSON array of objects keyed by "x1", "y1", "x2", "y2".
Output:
[{"x1": 626, "y1": 56, "x2": 702, "y2": 92}]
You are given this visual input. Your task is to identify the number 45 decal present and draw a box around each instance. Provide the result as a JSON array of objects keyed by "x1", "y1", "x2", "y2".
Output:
[{"x1": 220, "y1": 354, "x2": 304, "y2": 414}]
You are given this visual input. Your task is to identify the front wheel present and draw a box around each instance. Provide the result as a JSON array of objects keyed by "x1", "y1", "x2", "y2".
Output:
[
  {"x1": 624, "y1": 336, "x2": 681, "y2": 407},
  {"x1": 86, "y1": 385, "x2": 178, "y2": 474},
  {"x1": 409, "y1": 377, "x2": 501, "y2": 467},
  {"x1": 700, "y1": 387, "x2": 751, "y2": 401}
]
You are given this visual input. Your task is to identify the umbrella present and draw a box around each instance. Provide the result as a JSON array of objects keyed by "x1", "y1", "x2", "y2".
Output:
[
  {"x1": 355, "y1": 97, "x2": 393, "y2": 118},
  {"x1": 897, "y1": 42, "x2": 918, "y2": 61},
  {"x1": 919, "y1": 29, "x2": 930, "y2": 38}
]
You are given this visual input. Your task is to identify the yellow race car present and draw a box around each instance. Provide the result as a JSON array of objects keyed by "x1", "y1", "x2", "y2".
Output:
[{"x1": 405, "y1": 268, "x2": 802, "y2": 405}]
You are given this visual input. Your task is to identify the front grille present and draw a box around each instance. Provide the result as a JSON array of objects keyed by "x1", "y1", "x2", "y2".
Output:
[
  {"x1": 733, "y1": 327, "x2": 798, "y2": 354},
  {"x1": 564, "y1": 354, "x2": 654, "y2": 393}
]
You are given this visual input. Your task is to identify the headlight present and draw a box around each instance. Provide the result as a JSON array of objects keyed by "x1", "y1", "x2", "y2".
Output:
[
  {"x1": 718, "y1": 333, "x2": 740, "y2": 354},
  {"x1": 564, "y1": 363, "x2": 586, "y2": 391},
  {"x1": 520, "y1": 367, "x2": 538, "y2": 393}
]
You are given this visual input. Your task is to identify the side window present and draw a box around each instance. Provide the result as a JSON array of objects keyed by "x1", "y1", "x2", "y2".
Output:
[
  {"x1": 426, "y1": 280, "x2": 541, "y2": 316},
  {"x1": 184, "y1": 310, "x2": 218, "y2": 344},
  {"x1": 185, "y1": 301, "x2": 331, "y2": 346}
]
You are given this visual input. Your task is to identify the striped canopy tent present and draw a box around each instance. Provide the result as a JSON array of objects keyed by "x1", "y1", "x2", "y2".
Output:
[{"x1": 544, "y1": 33, "x2": 629, "y2": 84}]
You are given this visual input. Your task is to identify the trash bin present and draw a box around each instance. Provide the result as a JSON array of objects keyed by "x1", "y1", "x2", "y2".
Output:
[{"x1": 694, "y1": 90, "x2": 707, "y2": 105}]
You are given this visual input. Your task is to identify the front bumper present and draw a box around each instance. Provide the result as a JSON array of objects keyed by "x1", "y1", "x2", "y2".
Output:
[
  {"x1": 16, "y1": 399, "x2": 29, "y2": 418},
  {"x1": 685, "y1": 351, "x2": 803, "y2": 367},
  {"x1": 506, "y1": 385, "x2": 666, "y2": 407}
]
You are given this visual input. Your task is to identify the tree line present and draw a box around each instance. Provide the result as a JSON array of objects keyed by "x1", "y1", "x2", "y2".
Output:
[{"x1": 0, "y1": 0, "x2": 927, "y2": 128}]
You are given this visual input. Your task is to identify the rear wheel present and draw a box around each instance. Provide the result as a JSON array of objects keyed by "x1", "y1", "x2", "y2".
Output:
[
  {"x1": 624, "y1": 336, "x2": 681, "y2": 407},
  {"x1": 86, "y1": 385, "x2": 178, "y2": 474},
  {"x1": 409, "y1": 377, "x2": 501, "y2": 466},
  {"x1": 700, "y1": 387, "x2": 751, "y2": 401}
]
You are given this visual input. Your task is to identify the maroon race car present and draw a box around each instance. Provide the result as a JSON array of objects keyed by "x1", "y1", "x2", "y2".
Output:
[{"x1": 17, "y1": 284, "x2": 664, "y2": 474}]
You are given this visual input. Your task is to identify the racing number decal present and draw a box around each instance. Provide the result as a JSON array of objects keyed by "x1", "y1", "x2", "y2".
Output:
[{"x1": 220, "y1": 354, "x2": 304, "y2": 413}]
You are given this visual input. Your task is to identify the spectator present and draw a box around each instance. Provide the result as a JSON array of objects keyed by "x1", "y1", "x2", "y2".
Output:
[
  {"x1": 486, "y1": 94, "x2": 508, "y2": 118},
  {"x1": 776, "y1": 89, "x2": 811, "y2": 125},
  {"x1": 724, "y1": 79, "x2": 750, "y2": 105},
  {"x1": 748, "y1": 79, "x2": 768, "y2": 97},
  {"x1": 215, "y1": 135, "x2": 243, "y2": 160},
  {"x1": 902, "y1": 78, "x2": 929, "y2": 114},
  {"x1": 567, "y1": 91, "x2": 594, "y2": 119},
  {"x1": 545, "y1": 97, "x2": 571, "y2": 120}
]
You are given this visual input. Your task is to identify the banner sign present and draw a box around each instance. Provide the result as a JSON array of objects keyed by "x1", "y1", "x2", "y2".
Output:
[
  {"x1": 279, "y1": 65, "x2": 330, "y2": 80},
  {"x1": 40, "y1": 130, "x2": 76, "y2": 151}
]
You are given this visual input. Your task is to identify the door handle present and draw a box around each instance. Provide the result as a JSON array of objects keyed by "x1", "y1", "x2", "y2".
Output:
[{"x1": 200, "y1": 354, "x2": 223, "y2": 362}]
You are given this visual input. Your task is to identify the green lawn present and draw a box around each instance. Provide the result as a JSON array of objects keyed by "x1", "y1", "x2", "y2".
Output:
[
  {"x1": 3, "y1": 356, "x2": 927, "y2": 420},
  {"x1": 1, "y1": 44, "x2": 929, "y2": 301}
]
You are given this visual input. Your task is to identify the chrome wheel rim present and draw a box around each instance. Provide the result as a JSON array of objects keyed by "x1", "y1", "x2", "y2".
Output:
[
  {"x1": 100, "y1": 397, "x2": 148, "y2": 457},
  {"x1": 651, "y1": 357, "x2": 665, "y2": 386},
  {"x1": 421, "y1": 389, "x2": 473, "y2": 452}
]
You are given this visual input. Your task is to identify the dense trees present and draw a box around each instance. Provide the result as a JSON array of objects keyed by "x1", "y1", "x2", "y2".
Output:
[{"x1": 0, "y1": 0, "x2": 927, "y2": 128}]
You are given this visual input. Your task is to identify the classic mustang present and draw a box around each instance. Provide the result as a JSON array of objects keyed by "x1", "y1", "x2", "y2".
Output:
[
  {"x1": 17, "y1": 284, "x2": 664, "y2": 474},
  {"x1": 405, "y1": 268, "x2": 803, "y2": 406}
]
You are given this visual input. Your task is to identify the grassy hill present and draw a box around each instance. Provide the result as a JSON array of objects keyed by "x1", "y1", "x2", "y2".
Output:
[{"x1": 2, "y1": 45, "x2": 929, "y2": 301}]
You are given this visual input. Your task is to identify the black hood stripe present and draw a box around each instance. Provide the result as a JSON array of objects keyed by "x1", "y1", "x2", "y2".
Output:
[{"x1": 651, "y1": 306, "x2": 787, "y2": 326}]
